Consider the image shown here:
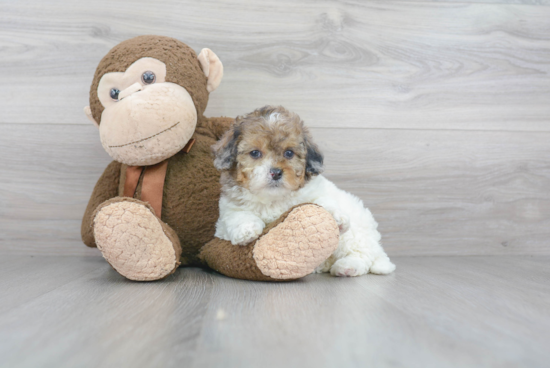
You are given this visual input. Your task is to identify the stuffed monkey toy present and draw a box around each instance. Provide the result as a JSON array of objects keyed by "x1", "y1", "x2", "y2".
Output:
[{"x1": 82, "y1": 35, "x2": 339, "y2": 281}]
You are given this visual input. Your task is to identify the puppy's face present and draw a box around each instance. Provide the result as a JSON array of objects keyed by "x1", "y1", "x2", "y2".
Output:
[
  {"x1": 213, "y1": 106, "x2": 323, "y2": 196},
  {"x1": 235, "y1": 120, "x2": 307, "y2": 194}
]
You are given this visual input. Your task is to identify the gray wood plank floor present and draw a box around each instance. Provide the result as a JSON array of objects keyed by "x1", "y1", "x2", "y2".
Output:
[{"x1": 0, "y1": 255, "x2": 548, "y2": 368}]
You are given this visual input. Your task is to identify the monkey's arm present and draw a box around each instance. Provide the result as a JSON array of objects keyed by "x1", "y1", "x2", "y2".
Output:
[
  {"x1": 200, "y1": 116, "x2": 234, "y2": 140},
  {"x1": 200, "y1": 204, "x2": 339, "y2": 281},
  {"x1": 81, "y1": 161, "x2": 122, "y2": 247}
]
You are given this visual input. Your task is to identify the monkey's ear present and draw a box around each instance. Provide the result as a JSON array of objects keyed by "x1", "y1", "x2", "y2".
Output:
[
  {"x1": 84, "y1": 106, "x2": 99, "y2": 128},
  {"x1": 212, "y1": 124, "x2": 240, "y2": 170},
  {"x1": 198, "y1": 48, "x2": 223, "y2": 93},
  {"x1": 304, "y1": 133, "x2": 324, "y2": 177}
]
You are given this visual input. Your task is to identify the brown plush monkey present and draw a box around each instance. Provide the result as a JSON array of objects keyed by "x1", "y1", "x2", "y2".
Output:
[{"x1": 82, "y1": 35, "x2": 339, "y2": 281}]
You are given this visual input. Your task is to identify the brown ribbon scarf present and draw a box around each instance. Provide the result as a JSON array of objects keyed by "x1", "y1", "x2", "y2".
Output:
[{"x1": 122, "y1": 138, "x2": 195, "y2": 218}]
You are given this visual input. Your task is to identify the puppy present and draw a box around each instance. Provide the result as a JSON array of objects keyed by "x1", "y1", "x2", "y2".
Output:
[{"x1": 212, "y1": 106, "x2": 395, "y2": 276}]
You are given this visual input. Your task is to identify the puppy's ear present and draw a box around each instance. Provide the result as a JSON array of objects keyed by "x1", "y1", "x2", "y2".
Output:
[
  {"x1": 303, "y1": 132, "x2": 324, "y2": 178},
  {"x1": 212, "y1": 124, "x2": 240, "y2": 170}
]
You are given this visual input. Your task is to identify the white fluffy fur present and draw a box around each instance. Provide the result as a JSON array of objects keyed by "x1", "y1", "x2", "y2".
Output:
[{"x1": 215, "y1": 174, "x2": 396, "y2": 277}]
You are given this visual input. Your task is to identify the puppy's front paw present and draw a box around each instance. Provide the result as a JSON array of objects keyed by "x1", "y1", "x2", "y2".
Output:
[
  {"x1": 230, "y1": 221, "x2": 265, "y2": 246},
  {"x1": 330, "y1": 257, "x2": 368, "y2": 277},
  {"x1": 331, "y1": 210, "x2": 350, "y2": 234}
]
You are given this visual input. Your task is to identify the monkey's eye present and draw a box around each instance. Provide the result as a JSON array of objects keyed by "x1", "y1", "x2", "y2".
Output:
[
  {"x1": 284, "y1": 150, "x2": 295, "y2": 159},
  {"x1": 142, "y1": 71, "x2": 156, "y2": 84},
  {"x1": 250, "y1": 150, "x2": 262, "y2": 159},
  {"x1": 110, "y1": 88, "x2": 120, "y2": 101}
]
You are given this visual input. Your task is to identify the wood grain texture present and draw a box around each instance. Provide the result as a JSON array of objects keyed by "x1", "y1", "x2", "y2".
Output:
[
  {"x1": 0, "y1": 256, "x2": 104, "y2": 314},
  {"x1": 0, "y1": 124, "x2": 110, "y2": 256},
  {"x1": 413, "y1": 0, "x2": 550, "y2": 4},
  {"x1": 0, "y1": 0, "x2": 549, "y2": 131},
  {"x1": 1, "y1": 0, "x2": 549, "y2": 257},
  {"x1": 318, "y1": 128, "x2": 550, "y2": 255},
  {"x1": 405, "y1": 0, "x2": 550, "y2": 4},
  {"x1": 0, "y1": 255, "x2": 548, "y2": 368},
  {"x1": 1, "y1": 124, "x2": 549, "y2": 256},
  {"x1": 0, "y1": 256, "x2": 215, "y2": 368}
]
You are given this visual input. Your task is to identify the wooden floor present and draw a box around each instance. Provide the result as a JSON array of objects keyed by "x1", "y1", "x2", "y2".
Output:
[{"x1": 0, "y1": 254, "x2": 548, "y2": 368}]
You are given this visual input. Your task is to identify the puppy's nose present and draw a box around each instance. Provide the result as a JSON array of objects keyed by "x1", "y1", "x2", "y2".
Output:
[{"x1": 270, "y1": 168, "x2": 283, "y2": 180}]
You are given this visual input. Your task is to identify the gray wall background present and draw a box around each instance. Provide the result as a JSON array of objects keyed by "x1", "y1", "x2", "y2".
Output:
[{"x1": 1, "y1": 0, "x2": 549, "y2": 256}]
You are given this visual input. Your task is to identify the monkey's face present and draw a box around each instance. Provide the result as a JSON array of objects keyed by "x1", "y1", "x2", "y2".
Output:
[
  {"x1": 85, "y1": 36, "x2": 224, "y2": 166},
  {"x1": 96, "y1": 57, "x2": 196, "y2": 166}
]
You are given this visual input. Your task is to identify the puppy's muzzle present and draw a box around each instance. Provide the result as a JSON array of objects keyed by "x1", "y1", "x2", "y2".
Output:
[{"x1": 270, "y1": 168, "x2": 283, "y2": 181}]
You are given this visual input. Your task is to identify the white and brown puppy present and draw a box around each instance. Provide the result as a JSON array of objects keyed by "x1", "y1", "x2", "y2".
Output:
[{"x1": 212, "y1": 106, "x2": 395, "y2": 276}]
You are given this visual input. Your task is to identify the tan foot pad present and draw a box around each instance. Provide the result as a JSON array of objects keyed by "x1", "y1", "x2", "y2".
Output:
[
  {"x1": 93, "y1": 200, "x2": 180, "y2": 281},
  {"x1": 253, "y1": 204, "x2": 339, "y2": 279}
]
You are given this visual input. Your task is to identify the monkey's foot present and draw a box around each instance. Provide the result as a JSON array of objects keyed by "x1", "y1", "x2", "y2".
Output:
[
  {"x1": 93, "y1": 198, "x2": 182, "y2": 281},
  {"x1": 253, "y1": 204, "x2": 339, "y2": 279},
  {"x1": 201, "y1": 204, "x2": 339, "y2": 281}
]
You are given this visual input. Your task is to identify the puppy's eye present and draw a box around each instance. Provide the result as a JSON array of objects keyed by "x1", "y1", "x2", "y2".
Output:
[
  {"x1": 142, "y1": 71, "x2": 156, "y2": 84},
  {"x1": 284, "y1": 150, "x2": 295, "y2": 159},
  {"x1": 249, "y1": 150, "x2": 262, "y2": 159},
  {"x1": 110, "y1": 88, "x2": 120, "y2": 101}
]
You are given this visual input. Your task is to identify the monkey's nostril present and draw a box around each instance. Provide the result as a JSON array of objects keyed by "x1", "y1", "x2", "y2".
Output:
[{"x1": 270, "y1": 168, "x2": 283, "y2": 180}]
